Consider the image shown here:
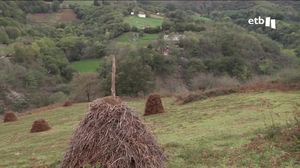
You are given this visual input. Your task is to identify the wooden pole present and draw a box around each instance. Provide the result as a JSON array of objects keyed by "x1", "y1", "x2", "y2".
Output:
[{"x1": 111, "y1": 55, "x2": 116, "y2": 97}]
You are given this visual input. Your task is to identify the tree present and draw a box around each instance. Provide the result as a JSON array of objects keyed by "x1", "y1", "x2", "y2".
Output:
[
  {"x1": 5, "y1": 26, "x2": 21, "y2": 39},
  {"x1": 0, "y1": 29, "x2": 9, "y2": 44},
  {"x1": 51, "y1": 0, "x2": 60, "y2": 12},
  {"x1": 71, "y1": 73, "x2": 102, "y2": 102},
  {"x1": 58, "y1": 36, "x2": 87, "y2": 62},
  {"x1": 94, "y1": 0, "x2": 100, "y2": 6}
]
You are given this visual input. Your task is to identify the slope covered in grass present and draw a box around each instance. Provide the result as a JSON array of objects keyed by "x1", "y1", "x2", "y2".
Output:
[
  {"x1": 0, "y1": 91, "x2": 299, "y2": 167},
  {"x1": 70, "y1": 58, "x2": 102, "y2": 73},
  {"x1": 114, "y1": 32, "x2": 159, "y2": 47}
]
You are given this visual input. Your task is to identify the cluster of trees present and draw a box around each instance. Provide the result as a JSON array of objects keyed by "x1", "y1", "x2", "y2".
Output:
[
  {"x1": 17, "y1": 0, "x2": 60, "y2": 13},
  {"x1": 162, "y1": 10, "x2": 206, "y2": 32},
  {"x1": 0, "y1": 36, "x2": 75, "y2": 112},
  {"x1": 71, "y1": 4, "x2": 130, "y2": 40},
  {"x1": 98, "y1": 48, "x2": 174, "y2": 96}
]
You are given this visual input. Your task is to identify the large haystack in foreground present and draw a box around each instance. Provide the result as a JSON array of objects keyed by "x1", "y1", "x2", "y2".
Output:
[
  {"x1": 30, "y1": 119, "x2": 51, "y2": 133},
  {"x1": 3, "y1": 112, "x2": 18, "y2": 122},
  {"x1": 61, "y1": 96, "x2": 166, "y2": 168},
  {"x1": 144, "y1": 94, "x2": 164, "y2": 116}
]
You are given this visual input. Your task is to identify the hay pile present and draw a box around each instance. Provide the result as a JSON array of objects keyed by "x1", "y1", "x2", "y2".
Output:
[
  {"x1": 61, "y1": 96, "x2": 166, "y2": 168},
  {"x1": 63, "y1": 101, "x2": 72, "y2": 107},
  {"x1": 30, "y1": 119, "x2": 51, "y2": 133},
  {"x1": 3, "y1": 112, "x2": 18, "y2": 122},
  {"x1": 144, "y1": 94, "x2": 164, "y2": 116}
]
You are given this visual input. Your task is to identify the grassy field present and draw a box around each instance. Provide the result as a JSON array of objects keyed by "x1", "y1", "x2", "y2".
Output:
[
  {"x1": 0, "y1": 91, "x2": 299, "y2": 167},
  {"x1": 70, "y1": 58, "x2": 102, "y2": 73},
  {"x1": 124, "y1": 16, "x2": 163, "y2": 29},
  {"x1": 63, "y1": 0, "x2": 93, "y2": 7},
  {"x1": 114, "y1": 32, "x2": 159, "y2": 47}
]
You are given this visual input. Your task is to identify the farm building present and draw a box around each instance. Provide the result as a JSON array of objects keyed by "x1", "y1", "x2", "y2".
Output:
[{"x1": 138, "y1": 12, "x2": 146, "y2": 18}]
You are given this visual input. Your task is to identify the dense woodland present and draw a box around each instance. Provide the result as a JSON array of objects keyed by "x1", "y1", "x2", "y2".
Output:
[{"x1": 0, "y1": 0, "x2": 300, "y2": 112}]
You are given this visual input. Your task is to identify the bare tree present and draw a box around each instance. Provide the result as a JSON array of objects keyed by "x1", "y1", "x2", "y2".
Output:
[{"x1": 71, "y1": 73, "x2": 101, "y2": 102}]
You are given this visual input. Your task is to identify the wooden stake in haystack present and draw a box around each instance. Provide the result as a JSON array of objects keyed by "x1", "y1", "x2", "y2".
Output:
[{"x1": 111, "y1": 55, "x2": 116, "y2": 97}]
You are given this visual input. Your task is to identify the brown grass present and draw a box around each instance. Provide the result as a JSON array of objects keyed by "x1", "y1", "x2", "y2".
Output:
[
  {"x1": 27, "y1": 9, "x2": 78, "y2": 24},
  {"x1": 176, "y1": 82, "x2": 300, "y2": 105},
  {"x1": 61, "y1": 96, "x2": 166, "y2": 168},
  {"x1": 176, "y1": 88, "x2": 238, "y2": 105},
  {"x1": 3, "y1": 112, "x2": 17, "y2": 122},
  {"x1": 144, "y1": 94, "x2": 165, "y2": 116},
  {"x1": 58, "y1": 9, "x2": 78, "y2": 22},
  {"x1": 30, "y1": 119, "x2": 51, "y2": 133}
]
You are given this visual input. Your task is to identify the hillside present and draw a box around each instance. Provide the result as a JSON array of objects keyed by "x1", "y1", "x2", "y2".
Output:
[
  {"x1": 1, "y1": 91, "x2": 300, "y2": 167},
  {"x1": 1, "y1": 1, "x2": 300, "y2": 112},
  {"x1": 0, "y1": 1, "x2": 300, "y2": 167}
]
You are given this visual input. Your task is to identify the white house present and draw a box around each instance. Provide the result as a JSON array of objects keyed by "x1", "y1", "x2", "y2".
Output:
[
  {"x1": 138, "y1": 12, "x2": 146, "y2": 18},
  {"x1": 164, "y1": 34, "x2": 185, "y2": 41}
]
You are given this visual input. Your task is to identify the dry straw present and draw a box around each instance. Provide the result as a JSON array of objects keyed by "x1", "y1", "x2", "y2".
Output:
[
  {"x1": 30, "y1": 119, "x2": 51, "y2": 133},
  {"x1": 3, "y1": 112, "x2": 18, "y2": 122},
  {"x1": 144, "y1": 94, "x2": 164, "y2": 116},
  {"x1": 61, "y1": 96, "x2": 166, "y2": 168}
]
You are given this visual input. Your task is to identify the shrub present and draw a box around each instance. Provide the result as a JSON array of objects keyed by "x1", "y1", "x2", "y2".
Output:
[
  {"x1": 12, "y1": 43, "x2": 39, "y2": 63},
  {"x1": 12, "y1": 98, "x2": 28, "y2": 112},
  {"x1": 0, "y1": 103, "x2": 5, "y2": 114},
  {"x1": 143, "y1": 26, "x2": 161, "y2": 34},
  {"x1": 0, "y1": 28, "x2": 9, "y2": 44},
  {"x1": 275, "y1": 68, "x2": 300, "y2": 82},
  {"x1": 295, "y1": 47, "x2": 300, "y2": 58},
  {"x1": 5, "y1": 26, "x2": 21, "y2": 39},
  {"x1": 49, "y1": 92, "x2": 67, "y2": 103},
  {"x1": 189, "y1": 73, "x2": 240, "y2": 91}
]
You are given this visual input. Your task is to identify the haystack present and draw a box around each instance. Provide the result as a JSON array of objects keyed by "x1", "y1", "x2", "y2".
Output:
[
  {"x1": 3, "y1": 112, "x2": 18, "y2": 122},
  {"x1": 30, "y1": 119, "x2": 51, "y2": 133},
  {"x1": 61, "y1": 96, "x2": 166, "y2": 168},
  {"x1": 144, "y1": 94, "x2": 164, "y2": 116},
  {"x1": 63, "y1": 100, "x2": 72, "y2": 107}
]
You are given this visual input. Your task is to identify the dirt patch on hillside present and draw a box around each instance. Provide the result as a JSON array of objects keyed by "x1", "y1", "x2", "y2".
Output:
[
  {"x1": 58, "y1": 9, "x2": 78, "y2": 22},
  {"x1": 27, "y1": 9, "x2": 78, "y2": 24}
]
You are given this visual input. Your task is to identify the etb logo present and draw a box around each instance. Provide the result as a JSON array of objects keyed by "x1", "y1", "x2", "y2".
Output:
[{"x1": 248, "y1": 16, "x2": 276, "y2": 29}]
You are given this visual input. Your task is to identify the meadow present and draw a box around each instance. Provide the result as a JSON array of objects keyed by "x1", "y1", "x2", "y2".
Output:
[
  {"x1": 114, "y1": 32, "x2": 159, "y2": 47},
  {"x1": 70, "y1": 58, "x2": 102, "y2": 73},
  {"x1": 1, "y1": 91, "x2": 299, "y2": 167},
  {"x1": 124, "y1": 16, "x2": 163, "y2": 29}
]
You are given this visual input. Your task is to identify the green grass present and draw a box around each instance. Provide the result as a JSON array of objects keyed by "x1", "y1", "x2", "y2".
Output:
[
  {"x1": 124, "y1": 16, "x2": 163, "y2": 29},
  {"x1": 191, "y1": 14, "x2": 212, "y2": 22},
  {"x1": 64, "y1": 0, "x2": 93, "y2": 6},
  {"x1": 114, "y1": 32, "x2": 159, "y2": 47},
  {"x1": 70, "y1": 58, "x2": 102, "y2": 73},
  {"x1": 1, "y1": 91, "x2": 300, "y2": 167}
]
